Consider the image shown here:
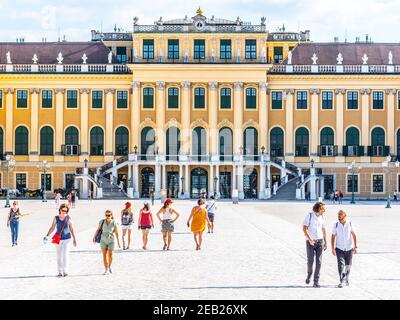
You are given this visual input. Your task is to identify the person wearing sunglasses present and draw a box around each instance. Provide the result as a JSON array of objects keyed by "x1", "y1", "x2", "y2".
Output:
[
  {"x1": 44, "y1": 204, "x2": 77, "y2": 277},
  {"x1": 93, "y1": 210, "x2": 120, "y2": 275},
  {"x1": 7, "y1": 201, "x2": 23, "y2": 246}
]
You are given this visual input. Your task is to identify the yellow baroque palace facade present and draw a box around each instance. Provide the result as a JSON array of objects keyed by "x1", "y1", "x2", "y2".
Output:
[{"x1": 0, "y1": 8, "x2": 398, "y2": 201}]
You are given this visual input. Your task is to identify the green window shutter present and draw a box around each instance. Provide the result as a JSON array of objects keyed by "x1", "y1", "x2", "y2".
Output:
[
  {"x1": 194, "y1": 40, "x2": 206, "y2": 59},
  {"x1": 117, "y1": 91, "x2": 128, "y2": 109},
  {"x1": 143, "y1": 39, "x2": 154, "y2": 59},
  {"x1": 92, "y1": 91, "x2": 103, "y2": 108},
  {"x1": 67, "y1": 90, "x2": 78, "y2": 108},
  {"x1": 271, "y1": 91, "x2": 282, "y2": 109},
  {"x1": 194, "y1": 88, "x2": 205, "y2": 109},
  {"x1": 0, "y1": 90, "x2": 2, "y2": 108},
  {"x1": 220, "y1": 88, "x2": 231, "y2": 109},
  {"x1": 42, "y1": 90, "x2": 53, "y2": 108},
  {"x1": 143, "y1": 88, "x2": 154, "y2": 109},
  {"x1": 40, "y1": 126, "x2": 54, "y2": 155},
  {"x1": 168, "y1": 88, "x2": 179, "y2": 109},
  {"x1": 168, "y1": 40, "x2": 179, "y2": 60},
  {"x1": 246, "y1": 88, "x2": 257, "y2": 109},
  {"x1": 17, "y1": 90, "x2": 28, "y2": 108},
  {"x1": 220, "y1": 40, "x2": 232, "y2": 59}
]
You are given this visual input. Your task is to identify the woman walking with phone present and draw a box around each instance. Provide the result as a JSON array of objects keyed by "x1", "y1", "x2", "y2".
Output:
[{"x1": 138, "y1": 202, "x2": 154, "y2": 250}]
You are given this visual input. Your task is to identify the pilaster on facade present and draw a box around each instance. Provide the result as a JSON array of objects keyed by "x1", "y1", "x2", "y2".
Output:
[
  {"x1": 156, "y1": 82, "x2": 166, "y2": 155},
  {"x1": 5, "y1": 88, "x2": 15, "y2": 154},
  {"x1": 181, "y1": 81, "x2": 191, "y2": 155},
  {"x1": 80, "y1": 88, "x2": 90, "y2": 156},
  {"x1": 105, "y1": 89, "x2": 115, "y2": 161},
  {"x1": 386, "y1": 89, "x2": 396, "y2": 154},
  {"x1": 208, "y1": 82, "x2": 218, "y2": 158},
  {"x1": 234, "y1": 82, "x2": 244, "y2": 156},
  {"x1": 55, "y1": 89, "x2": 65, "y2": 162}
]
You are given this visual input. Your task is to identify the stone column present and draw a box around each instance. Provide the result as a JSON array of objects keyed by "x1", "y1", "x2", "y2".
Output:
[
  {"x1": 209, "y1": 164, "x2": 214, "y2": 197},
  {"x1": 181, "y1": 82, "x2": 191, "y2": 155},
  {"x1": 29, "y1": 88, "x2": 39, "y2": 161},
  {"x1": 259, "y1": 82, "x2": 268, "y2": 151},
  {"x1": 310, "y1": 89, "x2": 320, "y2": 159},
  {"x1": 184, "y1": 164, "x2": 190, "y2": 198},
  {"x1": 361, "y1": 89, "x2": 371, "y2": 153},
  {"x1": 209, "y1": 82, "x2": 219, "y2": 160},
  {"x1": 156, "y1": 82, "x2": 166, "y2": 155},
  {"x1": 55, "y1": 89, "x2": 65, "y2": 162},
  {"x1": 131, "y1": 82, "x2": 141, "y2": 152},
  {"x1": 162, "y1": 164, "x2": 167, "y2": 190},
  {"x1": 215, "y1": 165, "x2": 220, "y2": 197},
  {"x1": 335, "y1": 89, "x2": 346, "y2": 161},
  {"x1": 234, "y1": 82, "x2": 244, "y2": 156},
  {"x1": 105, "y1": 89, "x2": 115, "y2": 162},
  {"x1": 266, "y1": 163, "x2": 271, "y2": 198},
  {"x1": 179, "y1": 165, "x2": 183, "y2": 199},
  {"x1": 80, "y1": 89, "x2": 90, "y2": 158},
  {"x1": 127, "y1": 164, "x2": 134, "y2": 198},
  {"x1": 238, "y1": 165, "x2": 244, "y2": 200},
  {"x1": 133, "y1": 163, "x2": 139, "y2": 199},
  {"x1": 4, "y1": 88, "x2": 14, "y2": 155},
  {"x1": 259, "y1": 164, "x2": 266, "y2": 199},
  {"x1": 285, "y1": 89, "x2": 295, "y2": 162},
  {"x1": 232, "y1": 165, "x2": 237, "y2": 191},
  {"x1": 155, "y1": 163, "x2": 161, "y2": 199},
  {"x1": 386, "y1": 89, "x2": 396, "y2": 154}
]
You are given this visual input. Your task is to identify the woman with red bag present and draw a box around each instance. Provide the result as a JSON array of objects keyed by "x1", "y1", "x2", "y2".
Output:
[{"x1": 44, "y1": 204, "x2": 77, "y2": 277}]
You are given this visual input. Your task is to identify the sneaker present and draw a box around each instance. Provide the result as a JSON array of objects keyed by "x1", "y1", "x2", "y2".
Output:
[
  {"x1": 109, "y1": 268, "x2": 112, "y2": 274},
  {"x1": 345, "y1": 280, "x2": 350, "y2": 286},
  {"x1": 103, "y1": 270, "x2": 110, "y2": 276},
  {"x1": 305, "y1": 275, "x2": 311, "y2": 285},
  {"x1": 313, "y1": 283, "x2": 321, "y2": 288},
  {"x1": 338, "y1": 283, "x2": 343, "y2": 288},
  {"x1": 63, "y1": 273, "x2": 68, "y2": 277},
  {"x1": 57, "y1": 273, "x2": 63, "y2": 277}
]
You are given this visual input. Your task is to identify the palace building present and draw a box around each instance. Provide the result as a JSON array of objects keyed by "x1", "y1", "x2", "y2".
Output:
[{"x1": 0, "y1": 8, "x2": 398, "y2": 201}]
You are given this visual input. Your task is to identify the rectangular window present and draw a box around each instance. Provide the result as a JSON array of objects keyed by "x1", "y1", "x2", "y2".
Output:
[
  {"x1": 66, "y1": 90, "x2": 78, "y2": 108},
  {"x1": 194, "y1": 88, "x2": 205, "y2": 109},
  {"x1": 42, "y1": 90, "x2": 53, "y2": 108},
  {"x1": 194, "y1": 40, "x2": 206, "y2": 60},
  {"x1": 373, "y1": 91, "x2": 384, "y2": 110},
  {"x1": 245, "y1": 40, "x2": 257, "y2": 60},
  {"x1": 117, "y1": 91, "x2": 128, "y2": 109},
  {"x1": 16, "y1": 173, "x2": 27, "y2": 191},
  {"x1": 246, "y1": 88, "x2": 257, "y2": 109},
  {"x1": 322, "y1": 91, "x2": 333, "y2": 110},
  {"x1": 41, "y1": 173, "x2": 52, "y2": 192},
  {"x1": 347, "y1": 174, "x2": 359, "y2": 193},
  {"x1": 372, "y1": 174, "x2": 384, "y2": 193},
  {"x1": 0, "y1": 90, "x2": 2, "y2": 108},
  {"x1": 92, "y1": 91, "x2": 103, "y2": 109},
  {"x1": 220, "y1": 88, "x2": 232, "y2": 109},
  {"x1": 220, "y1": 40, "x2": 232, "y2": 60},
  {"x1": 168, "y1": 88, "x2": 179, "y2": 109},
  {"x1": 143, "y1": 39, "x2": 154, "y2": 60},
  {"x1": 347, "y1": 91, "x2": 359, "y2": 109},
  {"x1": 274, "y1": 46, "x2": 283, "y2": 63},
  {"x1": 296, "y1": 91, "x2": 308, "y2": 109},
  {"x1": 271, "y1": 91, "x2": 283, "y2": 109},
  {"x1": 116, "y1": 47, "x2": 127, "y2": 64},
  {"x1": 65, "y1": 174, "x2": 75, "y2": 190},
  {"x1": 398, "y1": 91, "x2": 400, "y2": 110},
  {"x1": 143, "y1": 88, "x2": 154, "y2": 109},
  {"x1": 17, "y1": 90, "x2": 28, "y2": 108},
  {"x1": 168, "y1": 40, "x2": 179, "y2": 60}
]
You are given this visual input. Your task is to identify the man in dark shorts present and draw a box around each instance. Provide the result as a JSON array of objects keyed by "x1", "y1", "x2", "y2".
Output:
[{"x1": 206, "y1": 196, "x2": 217, "y2": 233}]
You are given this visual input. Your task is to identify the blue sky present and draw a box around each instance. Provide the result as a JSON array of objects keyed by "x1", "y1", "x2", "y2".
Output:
[{"x1": 0, "y1": 0, "x2": 399, "y2": 43}]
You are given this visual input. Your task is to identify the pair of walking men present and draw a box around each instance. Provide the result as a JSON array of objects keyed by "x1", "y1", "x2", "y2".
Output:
[{"x1": 303, "y1": 202, "x2": 358, "y2": 288}]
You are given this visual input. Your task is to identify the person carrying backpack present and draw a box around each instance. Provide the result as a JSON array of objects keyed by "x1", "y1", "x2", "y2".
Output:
[
  {"x1": 302, "y1": 202, "x2": 327, "y2": 288},
  {"x1": 331, "y1": 210, "x2": 358, "y2": 288},
  {"x1": 121, "y1": 202, "x2": 134, "y2": 250}
]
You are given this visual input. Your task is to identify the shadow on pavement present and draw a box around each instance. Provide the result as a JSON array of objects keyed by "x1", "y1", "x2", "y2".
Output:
[
  {"x1": 0, "y1": 273, "x2": 106, "y2": 280},
  {"x1": 181, "y1": 285, "x2": 337, "y2": 290}
]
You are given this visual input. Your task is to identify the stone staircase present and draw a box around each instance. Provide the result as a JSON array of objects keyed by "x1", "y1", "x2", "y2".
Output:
[
  {"x1": 98, "y1": 176, "x2": 128, "y2": 199},
  {"x1": 271, "y1": 177, "x2": 300, "y2": 201}
]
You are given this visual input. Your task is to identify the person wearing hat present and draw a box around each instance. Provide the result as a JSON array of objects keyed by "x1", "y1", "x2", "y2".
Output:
[
  {"x1": 121, "y1": 202, "x2": 134, "y2": 250},
  {"x1": 156, "y1": 199, "x2": 180, "y2": 250},
  {"x1": 138, "y1": 202, "x2": 154, "y2": 250}
]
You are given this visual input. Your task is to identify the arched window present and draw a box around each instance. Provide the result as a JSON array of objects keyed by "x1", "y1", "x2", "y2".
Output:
[
  {"x1": 166, "y1": 127, "x2": 180, "y2": 160},
  {"x1": 115, "y1": 127, "x2": 129, "y2": 156},
  {"x1": 345, "y1": 127, "x2": 361, "y2": 157},
  {"x1": 371, "y1": 127, "x2": 385, "y2": 146},
  {"x1": 270, "y1": 127, "x2": 284, "y2": 157},
  {"x1": 370, "y1": 127, "x2": 387, "y2": 157},
  {"x1": 64, "y1": 127, "x2": 80, "y2": 156},
  {"x1": 295, "y1": 127, "x2": 309, "y2": 157},
  {"x1": 0, "y1": 127, "x2": 3, "y2": 157},
  {"x1": 15, "y1": 126, "x2": 28, "y2": 155},
  {"x1": 192, "y1": 127, "x2": 207, "y2": 161},
  {"x1": 320, "y1": 127, "x2": 336, "y2": 157},
  {"x1": 244, "y1": 127, "x2": 259, "y2": 160},
  {"x1": 219, "y1": 127, "x2": 233, "y2": 161},
  {"x1": 397, "y1": 129, "x2": 400, "y2": 157},
  {"x1": 40, "y1": 126, "x2": 54, "y2": 156},
  {"x1": 90, "y1": 127, "x2": 104, "y2": 156},
  {"x1": 141, "y1": 167, "x2": 155, "y2": 198},
  {"x1": 141, "y1": 127, "x2": 155, "y2": 160}
]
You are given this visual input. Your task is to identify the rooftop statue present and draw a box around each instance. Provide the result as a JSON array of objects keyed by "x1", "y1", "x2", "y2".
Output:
[
  {"x1": 6, "y1": 51, "x2": 12, "y2": 64},
  {"x1": 336, "y1": 53, "x2": 343, "y2": 65},
  {"x1": 311, "y1": 53, "x2": 318, "y2": 65},
  {"x1": 287, "y1": 51, "x2": 292, "y2": 65}
]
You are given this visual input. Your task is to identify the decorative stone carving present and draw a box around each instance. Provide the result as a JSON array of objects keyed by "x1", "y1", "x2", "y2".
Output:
[
  {"x1": 337, "y1": 53, "x2": 343, "y2": 65},
  {"x1": 132, "y1": 81, "x2": 141, "y2": 90},
  {"x1": 6, "y1": 51, "x2": 12, "y2": 64},
  {"x1": 165, "y1": 118, "x2": 180, "y2": 129},
  {"x1": 133, "y1": 16, "x2": 139, "y2": 26},
  {"x1": 208, "y1": 82, "x2": 218, "y2": 90},
  {"x1": 55, "y1": 89, "x2": 65, "y2": 94},
  {"x1": 360, "y1": 88, "x2": 371, "y2": 95},
  {"x1": 362, "y1": 53, "x2": 368, "y2": 65},
  {"x1": 234, "y1": 82, "x2": 243, "y2": 90},
  {"x1": 32, "y1": 54, "x2": 38, "y2": 64},
  {"x1": 156, "y1": 81, "x2": 166, "y2": 90},
  {"x1": 4, "y1": 88, "x2": 15, "y2": 94},
  {"x1": 29, "y1": 88, "x2": 40, "y2": 94},
  {"x1": 309, "y1": 89, "x2": 320, "y2": 95},
  {"x1": 335, "y1": 89, "x2": 346, "y2": 95},
  {"x1": 191, "y1": 118, "x2": 209, "y2": 129},
  {"x1": 105, "y1": 89, "x2": 116, "y2": 94},
  {"x1": 79, "y1": 88, "x2": 91, "y2": 94},
  {"x1": 287, "y1": 51, "x2": 292, "y2": 65},
  {"x1": 57, "y1": 52, "x2": 63, "y2": 64},
  {"x1": 389, "y1": 51, "x2": 393, "y2": 65},
  {"x1": 108, "y1": 51, "x2": 113, "y2": 64},
  {"x1": 311, "y1": 53, "x2": 318, "y2": 65},
  {"x1": 181, "y1": 81, "x2": 191, "y2": 89},
  {"x1": 261, "y1": 17, "x2": 266, "y2": 26},
  {"x1": 386, "y1": 89, "x2": 396, "y2": 95},
  {"x1": 217, "y1": 119, "x2": 234, "y2": 130},
  {"x1": 259, "y1": 82, "x2": 268, "y2": 91},
  {"x1": 284, "y1": 89, "x2": 295, "y2": 95},
  {"x1": 242, "y1": 119, "x2": 258, "y2": 129},
  {"x1": 82, "y1": 53, "x2": 88, "y2": 64}
]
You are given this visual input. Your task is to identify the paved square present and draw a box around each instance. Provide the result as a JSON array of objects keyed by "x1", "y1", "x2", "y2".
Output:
[{"x1": 0, "y1": 199, "x2": 399, "y2": 300}]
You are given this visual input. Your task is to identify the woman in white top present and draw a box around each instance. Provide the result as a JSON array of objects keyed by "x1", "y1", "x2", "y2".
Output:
[{"x1": 156, "y1": 199, "x2": 180, "y2": 250}]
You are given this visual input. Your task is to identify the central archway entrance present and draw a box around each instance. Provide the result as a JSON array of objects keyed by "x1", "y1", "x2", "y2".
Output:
[
  {"x1": 219, "y1": 170, "x2": 232, "y2": 199},
  {"x1": 167, "y1": 171, "x2": 179, "y2": 198},
  {"x1": 141, "y1": 167, "x2": 155, "y2": 198},
  {"x1": 191, "y1": 168, "x2": 208, "y2": 199},
  {"x1": 243, "y1": 168, "x2": 258, "y2": 199}
]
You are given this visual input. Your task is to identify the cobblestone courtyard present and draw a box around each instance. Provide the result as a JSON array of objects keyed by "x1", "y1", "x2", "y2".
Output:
[{"x1": 0, "y1": 199, "x2": 399, "y2": 300}]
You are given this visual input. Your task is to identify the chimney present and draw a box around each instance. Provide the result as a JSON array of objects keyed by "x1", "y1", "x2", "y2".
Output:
[
  {"x1": 356, "y1": 37, "x2": 360, "y2": 43},
  {"x1": 334, "y1": 37, "x2": 339, "y2": 43}
]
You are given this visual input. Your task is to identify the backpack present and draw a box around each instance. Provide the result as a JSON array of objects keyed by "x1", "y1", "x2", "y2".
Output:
[{"x1": 122, "y1": 211, "x2": 131, "y2": 225}]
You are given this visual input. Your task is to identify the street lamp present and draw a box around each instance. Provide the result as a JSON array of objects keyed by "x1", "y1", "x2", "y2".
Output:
[
  {"x1": 310, "y1": 159, "x2": 315, "y2": 169},
  {"x1": 84, "y1": 158, "x2": 88, "y2": 168},
  {"x1": 2, "y1": 155, "x2": 16, "y2": 208},
  {"x1": 214, "y1": 176, "x2": 218, "y2": 197},
  {"x1": 134, "y1": 145, "x2": 138, "y2": 155},
  {"x1": 37, "y1": 160, "x2": 51, "y2": 202},
  {"x1": 261, "y1": 146, "x2": 266, "y2": 155},
  {"x1": 347, "y1": 160, "x2": 362, "y2": 204},
  {"x1": 181, "y1": 176, "x2": 184, "y2": 196},
  {"x1": 382, "y1": 156, "x2": 400, "y2": 208}
]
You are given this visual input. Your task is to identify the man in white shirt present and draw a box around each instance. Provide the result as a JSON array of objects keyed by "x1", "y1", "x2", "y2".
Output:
[
  {"x1": 331, "y1": 210, "x2": 358, "y2": 288},
  {"x1": 206, "y1": 196, "x2": 217, "y2": 233},
  {"x1": 302, "y1": 202, "x2": 327, "y2": 288}
]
